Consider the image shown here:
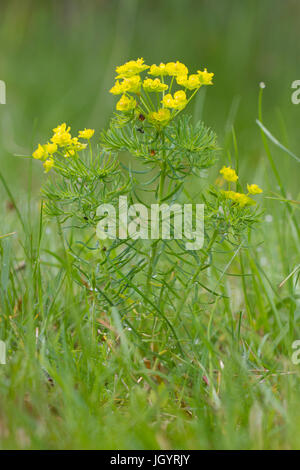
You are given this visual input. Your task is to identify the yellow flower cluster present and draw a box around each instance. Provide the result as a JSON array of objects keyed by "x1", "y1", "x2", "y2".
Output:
[
  {"x1": 148, "y1": 108, "x2": 171, "y2": 127},
  {"x1": 220, "y1": 166, "x2": 238, "y2": 183},
  {"x1": 110, "y1": 58, "x2": 214, "y2": 128},
  {"x1": 143, "y1": 78, "x2": 168, "y2": 93},
  {"x1": 149, "y1": 61, "x2": 188, "y2": 77},
  {"x1": 51, "y1": 123, "x2": 72, "y2": 146},
  {"x1": 148, "y1": 63, "x2": 169, "y2": 76},
  {"x1": 110, "y1": 76, "x2": 142, "y2": 95},
  {"x1": 176, "y1": 69, "x2": 214, "y2": 90},
  {"x1": 116, "y1": 95, "x2": 136, "y2": 112},
  {"x1": 116, "y1": 58, "x2": 149, "y2": 78},
  {"x1": 162, "y1": 90, "x2": 187, "y2": 110},
  {"x1": 219, "y1": 166, "x2": 263, "y2": 208},
  {"x1": 32, "y1": 124, "x2": 94, "y2": 172},
  {"x1": 78, "y1": 128, "x2": 95, "y2": 139},
  {"x1": 247, "y1": 183, "x2": 263, "y2": 195},
  {"x1": 222, "y1": 190, "x2": 255, "y2": 208}
]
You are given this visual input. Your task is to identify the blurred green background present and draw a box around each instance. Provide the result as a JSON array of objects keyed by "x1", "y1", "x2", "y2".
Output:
[{"x1": 0, "y1": 0, "x2": 299, "y2": 193}]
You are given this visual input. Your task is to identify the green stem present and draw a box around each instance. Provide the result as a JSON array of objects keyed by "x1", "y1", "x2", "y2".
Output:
[
  {"x1": 89, "y1": 140, "x2": 93, "y2": 166},
  {"x1": 169, "y1": 76, "x2": 175, "y2": 94},
  {"x1": 146, "y1": 132, "x2": 166, "y2": 291},
  {"x1": 174, "y1": 225, "x2": 220, "y2": 320},
  {"x1": 143, "y1": 89, "x2": 155, "y2": 111},
  {"x1": 173, "y1": 86, "x2": 201, "y2": 119}
]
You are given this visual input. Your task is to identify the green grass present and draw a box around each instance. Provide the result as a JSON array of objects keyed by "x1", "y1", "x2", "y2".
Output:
[{"x1": 0, "y1": 0, "x2": 300, "y2": 450}]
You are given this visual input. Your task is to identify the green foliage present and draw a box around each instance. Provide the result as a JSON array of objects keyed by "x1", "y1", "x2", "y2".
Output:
[
  {"x1": 42, "y1": 152, "x2": 130, "y2": 225},
  {"x1": 38, "y1": 97, "x2": 262, "y2": 362}
]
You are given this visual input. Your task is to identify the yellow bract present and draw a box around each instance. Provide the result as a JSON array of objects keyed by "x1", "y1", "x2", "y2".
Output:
[
  {"x1": 44, "y1": 142, "x2": 57, "y2": 154},
  {"x1": 116, "y1": 94, "x2": 136, "y2": 112},
  {"x1": 197, "y1": 68, "x2": 214, "y2": 85},
  {"x1": 52, "y1": 123, "x2": 71, "y2": 135},
  {"x1": 222, "y1": 190, "x2": 255, "y2": 208},
  {"x1": 149, "y1": 63, "x2": 169, "y2": 76},
  {"x1": 176, "y1": 74, "x2": 202, "y2": 90},
  {"x1": 110, "y1": 76, "x2": 141, "y2": 95},
  {"x1": 149, "y1": 61, "x2": 188, "y2": 77},
  {"x1": 121, "y1": 75, "x2": 141, "y2": 94},
  {"x1": 51, "y1": 132, "x2": 72, "y2": 146},
  {"x1": 247, "y1": 184, "x2": 263, "y2": 195},
  {"x1": 51, "y1": 123, "x2": 72, "y2": 146},
  {"x1": 220, "y1": 166, "x2": 238, "y2": 183},
  {"x1": 43, "y1": 158, "x2": 54, "y2": 173},
  {"x1": 148, "y1": 108, "x2": 171, "y2": 127},
  {"x1": 162, "y1": 90, "x2": 187, "y2": 110},
  {"x1": 110, "y1": 81, "x2": 125, "y2": 95},
  {"x1": 116, "y1": 58, "x2": 149, "y2": 78},
  {"x1": 165, "y1": 61, "x2": 188, "y2": 77},
  {"x1": 32, "y1": 144, "x2": 45, "y2": 160},
  {"x1": 143, "y1": 78, "x2": 168, "y2": 93},
  {"x1": 149, "y1": 60, "x2": 189, "y2": 76},
  {"x1": 78, "y1": 128, "x2": 95, "y2": 140}
]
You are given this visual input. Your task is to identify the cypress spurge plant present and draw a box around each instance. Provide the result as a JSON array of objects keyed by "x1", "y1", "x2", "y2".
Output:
[{"x1": 32, "y1": 58, "x2": 263, "y2": 359}]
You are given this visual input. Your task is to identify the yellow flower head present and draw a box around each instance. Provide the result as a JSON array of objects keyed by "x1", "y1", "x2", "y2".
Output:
[
  {"x1": 197, "y1": 68, "x2": 214, "y2": 85},
  {"x1": 110, "y1": 80, "x2": 125, "y2": 95},
  {"x1": 247, "y1": 184, "x2": 263, "y2": 195},
  {"x1": 149, "y1": 63, "x2": 169, "y2": 76},
  {"x1": 220, "y1": 166, "x2": 238, "y2": 183},
  {"x1": 173, "y1": 90, "x2": 187, "y2": 109},
  {"x1": 44, "y1": 142, "x2": 58, "y2": 154},
  {"x1": 222, "y1": 190, "x2": 255, "y2": 208},
  {"x1": 51, "y1": 123, "x2": 72, "y2": 146},
  {"x1": 43, "y1": 158, "x2": 54, "y2": 173},
  {"x1": 121, "y1": 75, "x2": 141, "y2": 94},
  {"x1": 166, "y1": 61, "x2": 188, "y2": 77},
  {"x1": 162, "y1": 90, "x2": 187, "y2": 110},
  {"x1": 143, "y1": 78, "x2": 168, "y2": 93},
  {"x1": 109, "y1": 60, "x2": 214, "y2": 124},
  {"x1": 32, "y1": 144, "x2": 45, "y2": 160},
  {"x1": 176, "y1": 74, "x2": 201, "y2": 90},
  {"x1": 116, "y1": 94, "x2": 136, "y2": 112},
  {"x1": 51, "y1": 131, "x2": 72, "y2": 146},
  {"x1": 148, "y1": 108, "x2": 171, "y2": 127},
  {"x1": 116, "y1": 58, "x2": 149, "y2": 78},
  {"x1": 78, "y1": 128, "x2": 95, "y2": 140},
  {"x1": 161, "y1": 93, "x2": 174, "y2": 108},
  {"x1": 52, "y1": 123, "x2": 70, "y2": 134},
  {"x1": 110, "y1": 76, "x2": 141, "y2": 94}
]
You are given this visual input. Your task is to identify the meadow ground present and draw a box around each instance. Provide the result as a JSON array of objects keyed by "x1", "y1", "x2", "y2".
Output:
[{"x1": 0, "y1": 0, "x2": 299, "y2": 450}]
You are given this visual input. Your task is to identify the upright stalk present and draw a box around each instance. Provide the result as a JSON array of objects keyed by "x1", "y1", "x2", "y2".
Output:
[{"x1": 146, "y1": 131, "x2": 166, "y2": 291}]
